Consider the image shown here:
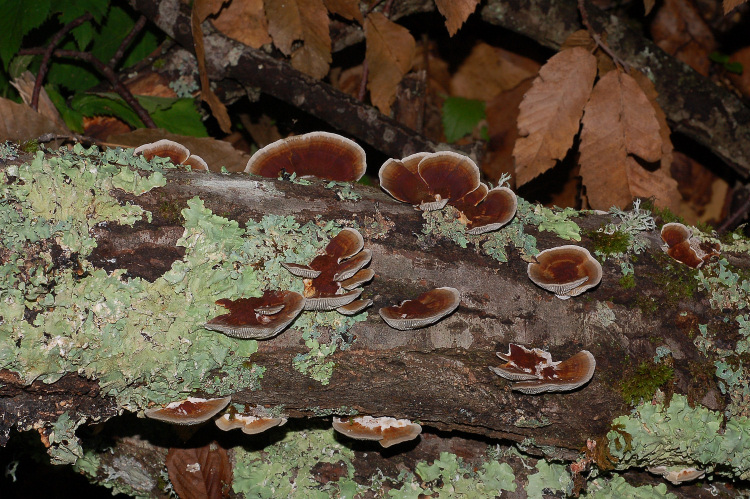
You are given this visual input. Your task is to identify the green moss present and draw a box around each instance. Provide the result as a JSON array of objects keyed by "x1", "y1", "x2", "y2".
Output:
[
  {"x1": 618, "y1": 274, "x2": 636, "y2": 289},
  {"x1": 19, "y1": 139, "x2": 40, "y2": 153},
  {"x1": 620, "y1": 361, "x2": 674, "y2": 405},
  {"x1": 589, "y1": 228, "x2": 631, "y2": 256}
]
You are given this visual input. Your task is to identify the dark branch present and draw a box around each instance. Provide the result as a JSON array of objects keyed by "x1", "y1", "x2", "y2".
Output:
[{"x1": 108, "y1": 14, "x2": 148, "y2": 69}]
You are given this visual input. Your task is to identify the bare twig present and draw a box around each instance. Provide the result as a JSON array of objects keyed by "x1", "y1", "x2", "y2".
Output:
[
  {"x1": 20, "y1": 48, "x2": 157, "y2": 128},
  {"x1": 357, "y1": 59, "x2": 369, "y2": 102},
  {"x1": 31, "y1": 13, "x2": 94, "y2": 111},
  {"x1": 108, "y1": 15, "x2": 148, "y2": 69},
  {"x1": 577, "y1": 0, "x2": 630, "y2": 72},
  {"x1": 717, "y1": 185, "x2": 750, "y2": 234}
]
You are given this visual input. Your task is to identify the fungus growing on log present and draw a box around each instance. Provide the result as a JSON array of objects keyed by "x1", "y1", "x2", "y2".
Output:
[
  {"x1": 204, "y1": 290, "x2": 305, "y2": 339},
  {"x1": 182, "y1": 154, "x2": 208, "y2": 171},
  {"x1": 527, "y1": 245, "x2": 602, "y2": 299},
  {"x1": 282, "y1": 228, "x2": 373, "y2": 314},
  {"x1": 244, "y1": 131, "x2": 366, "y2": 181},
  {"x1": 489, "y1": 344, "x2": 596, "y2": 394},
  {"x1": 144, "y1": 396, "x2": 231, "y2": 424},
  {"x1": 379, "y1": 287, "x2": 460, "y2": 330},
  {"x1": 332, "y1": 416, "x2": 422, "y2": 448},
  {"x1": 648, "y1": 466, "x2": 706, "y2": 485},
  {"x1": 133, "y1": 139, "x2": 209, "y2": 170},
  {"x1": 215, "y1": 412, "x2": 287, "y2": 434},
  {"x1": 379, "y1": 152, "x2": 517, "y2": 233},
  {"x1": 660, "y1": 222, "x2": 719, "y2": 269}
]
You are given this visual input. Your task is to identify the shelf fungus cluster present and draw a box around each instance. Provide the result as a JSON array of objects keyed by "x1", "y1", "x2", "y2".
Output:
[
  {"x1": 144, "y1": 396, "x2": 232, "y2": 424},
  {"x1": 378, "y1": 151, "x2": 517, "y2": 234},
  {"x1": 332, "y1": 416, "x2": 422, "y2": 448},
  {"x1": 133, "y1": 139, "x2": 208, "y2": 171},
  {"x1": 660, "y1": 222, "x2": 719, "y2": 269},
  {"x1": 527, "y1": 245, "x2": 602, "y2": 299},
  {"x1": 245, "y1": 131, "x2": 366, "y2": 182},
  {"x1": 215, "y1": 408, "x2": 287, "y2": 435},
  {"x1": 204, "y1": 290, "x2": 306, "y2": 339},
  {"x1": 379, "y1": 287, "x2": 460, "y2": 330},
  {"x1": 282, "y1": 227, "x2": 373, "y2": 315},
  {"x1": 489, "y1": 344, "x2": 596, "y2": 394}
]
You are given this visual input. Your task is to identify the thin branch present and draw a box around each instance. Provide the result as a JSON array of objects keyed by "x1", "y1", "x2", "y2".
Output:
[
  {"x1": 577, "y1": 0, "x2": 630, "y2": 72},
  {"x1": 108, "y1": 15, "x2": 148, "y2": 69},
  {"x1": 31, "y1": 13, "x2": 94, "y2": 111},
  {"x1": 20, "y1": 48, "x2": 157, "y2": 128},
  {"x1": 717, "y1": 186, "x2": 750, "y2": 234},
  {"x1": 357, "y1": 59, "x2": 369, "y2": 101}
]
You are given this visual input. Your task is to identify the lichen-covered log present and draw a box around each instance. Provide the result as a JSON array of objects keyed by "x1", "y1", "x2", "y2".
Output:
[{"x1": 2, "y1": 144, "x2": 750, "y2": 496}]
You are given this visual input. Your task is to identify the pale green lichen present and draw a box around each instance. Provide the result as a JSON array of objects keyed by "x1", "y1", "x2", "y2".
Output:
[
  {"x1": 592, "y1": 200, "x2": 654, "y2": 275},
  {"x1": 584, "y1": 475, "x2": 675, "y2": 498},
  {"x1": 607, "y1": 394, "x2": 750, "y2": 480},
  {"x1": 47, "y1": 412, "x2": 85, "y2": 465},
  {"x1": 518, "y1": 198, "x2": 581, "y2": 242},
  {"x1": 325, "y1": 181, "x2": 361, "y2": 201},
  {"x1": 525, "y1": 460, "x2": 572, "y2": 498}
]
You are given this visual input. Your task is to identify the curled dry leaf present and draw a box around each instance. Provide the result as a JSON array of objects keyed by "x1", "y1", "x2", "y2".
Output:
[
  {"x1": 364, "y1": 12, "x2": 416, "y2": 115},
  {"x1": 166, "y1": 442, "x2": 232, "y2": 499},
  {"x1": 513, "y1": 47, "x2": 597, "y2": 187},
  {"x1": 651, "y1": 0, "x2": 716, "y2": 76},
  {"x1": 579, "y1": 70, "x2": 664, "y2": 210},
  {"x1": 211, "y1": 0, "x2": 271, "y2": 49},
  {"x1": 0, "y1": 97, "x2": 68, "y2": 141},
  {"x1": 434, "y1": 0, "x2": 480, "y2": 36},
  {"x1": 289, "y1": 0, "x2": 332, "y2": 79}
]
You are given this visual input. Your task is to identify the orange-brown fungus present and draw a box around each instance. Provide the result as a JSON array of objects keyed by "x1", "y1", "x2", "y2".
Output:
[
  {"x1": 527, "y1": 245, "x2": 602, "y2": 299},
  {"x1": 379, "y1": 287, "x2": 460, "y2": 330},
  {"x1": 134, "y1": 139, "x2": 190, "y2": 164},
  {"x1": 144, "y1": 396, "x2": 232, "y2": 424},
  {"x1": 660, "y1": 222, "x2": 719, "y2": 269},
  {"x1": 205, "y1": 290, "x2": 305, "y2": 339}
]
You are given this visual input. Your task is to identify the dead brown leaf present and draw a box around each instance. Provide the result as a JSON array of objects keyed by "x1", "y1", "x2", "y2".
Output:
[
  {"x1": 290, "y1": 0, "x2": 332, "y2": 79},
  {"x1": 109, "y1": 128, "x2": 251, "y2": 172},
  {"x1": 449, "y1": 42, "x2": 540, "y2": 101},
  {"x1": 671, "y1": 151, "x2": 730, "y2": 223},
  {"x1": 0, "y1": 97, "x2": 68, "y2": 141},
  {"x1": 724, "y1": 0, "x2": 747, "y2": 13},
  {"x1": 324, "y1": 0, "x2": 364, "y2": 23},
  {"x1": 212, "y1": 0, "x2": 272, "y2": 48},
  {"x1": 651, "y1": 0, "x2": 716, "y2": 76},
  {"x1": 84, "y1": 116, "x2": 131, "y2": 141},
  {"x1": 434, "y1": 0, "x2": 480, "y2": 36},
  {"x1": 631, "y1": 70, "x2": 673, "y2": 172},
  {"x1": 579, "y1": 70, "x2": 670, "y2": 210},
  {"x1": 166, "y1": 442, "x2": 231, "y2": 499},
  {"x1": 512, "y1": 47, "x2": 597, "y2": 187},
  {"x1": 264, "y1": 0, "x2": 304, "y2": 55},
  {"x1": 364, "y1": 12, "x2": 416, "y2": 115},
  {"x1": 11, "y1": 72, "x2": 68, "y2": 131},
  {"x1": 192, "y1": 0, "x2": 232, "y2": 133},
  {"x1": 560, "y1": 30, "x2": 616, "y2": 76}
]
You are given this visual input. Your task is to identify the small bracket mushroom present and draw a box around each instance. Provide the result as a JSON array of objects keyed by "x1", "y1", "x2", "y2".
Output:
[
  {"x1": 133, "y1": 139, "x2": 208, "y2": 171},
  {"x1": 660, "y1": 222, "x2": 719, "y2": 269},
  {"x1": 204, "y1": 290, "x2": 305, "y2": 339},
  {"x1": 144, "y1": 396, "x2": 232, "y2": 424},
  {"x1": 527, "y1": 245, "x2": 602, "y2": 299},
  {"x1": 332, "y1": 416, "x2": 422, "y2": 448},
  {"x1": 489, "y1": 344, "x2": 596, "y2": 394},
  {"x1": 244, "y1": 131, "x2": 366, "y2": 182},
  {"x1": 215, "y1": 406, "x2": 288, "y2": 435},
  {"x1": 379, "y1": 287, "x2": 460, "y2": 330}
]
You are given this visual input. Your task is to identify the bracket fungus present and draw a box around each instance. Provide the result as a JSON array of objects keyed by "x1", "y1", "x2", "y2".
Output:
[
  {"x1": 144, "y1": 396, "x2": 231, "y2": 424},
  {"x1": 379, "y1": 287, "x2": 460, "y2": 330},
  {"x1": 489, "y1": 344, "x2": 596, "y2": 394},
  {"x1": 332, "y1": 416, "x2": 422, "y2": 448},
  {"x1": 648, "y1": 466, "x2": 706, "y2": 485},
  {"x1": 527, "y1": 245, "x2": 602, "y2": 299},
  {"x1": 244, "y1": 131, "x2": 366, "y2": 181},
  {"x1": 204, "y1": 290, "x2": 305, "y2": 339},
  {"x1": 215, "y1": 411, "x2": 287, "y2": 435},
  {"x1": 133, "y1": 139, "x2": 208, "y2": 171},
  {"x1": 660, "y1": 222, "x2": 719, "y2": 269},
  {"x1": 378, "y1": 152, "x2": 517, "y2": 233},
  {"x1": 282, "y1": 228, "x2": 373, "y2": 314}
]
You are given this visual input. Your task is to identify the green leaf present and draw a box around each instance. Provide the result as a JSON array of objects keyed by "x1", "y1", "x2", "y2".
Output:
[
  {"x1": 726, "y1": 61, "x2": 744, "y2": 75},
  {"x1": 709, "y1": 51, "x2": 730, "y2": 64},
  {"x1": 70, "y1": 94, "x2": 145, "y2": 128},
  {"x1": 151, "y1": 98, "x2": 208, "y2": 137},
  {"x1": 0, "y1": 0, "x2": 53, "y2": 68},
  {"x1": 46, "y1": 85, "x2": 84, "y2": 133},
  {"x1": 442, "y1": 96, "x2": 486, "y2": 143}
]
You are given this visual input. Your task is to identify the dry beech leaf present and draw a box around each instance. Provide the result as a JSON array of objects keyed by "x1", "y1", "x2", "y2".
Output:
[
  {"x1": 651, "y1": 0, "x2": 716, "y2": 76},
  {"x1": 450, "y1": 42, "x2": 540, "y2": 101},
  {"x1": 289, "y1": 0, "x2": 332, "y2": 79},
  {"x1": 212, "y1": 0, "x2": 271, "y2": 49},
  {"x1": 434, "y1": 0, "x2": 480, "y2": 36},
  {"x1": 513, "y1": 47, "x2": 597, "y2": 187},
  {"x1": 631, "y1": 70, "x2": 674, "y2": 173},
  {"x1": 724, "y1": 0, "x2": 747, "y2": 13},
  {"x1": 0, "y1": 97, "x2": 68, "y2": 141},
  {"x1": 109, "y1": 128, "x2": 251, "y2": 172},
  {"x1": 560, "y1": 30, "x2": 615, "y2": 76},
  {"x1": 579, "y1": 70, "x2": 665, "y2": 210},
  {"x1": 166, "y1": 442, "x2": 231, "y2": 499},
  {"x1": 264, "y1": 0, "x2": 304, "y2": 55},
  {"x1": 364, "y1": 12, "x2": 416, "y2": 115},
  {"x1": 192, "y1": 0, "x2": 232, "y2": 133},
  {"x1": 324, "y1": 0, "x2": 364, "y2": 23},
  {"x1": 11, "y1": 72, "x2": 68, "y2": 131}
]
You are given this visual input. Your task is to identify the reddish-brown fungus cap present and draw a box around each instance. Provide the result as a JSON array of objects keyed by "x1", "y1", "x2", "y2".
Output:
[
  {"x1": 660, "y1": 222, "x2": 691, "y2": 247},
  {"x1": 215, "y1": 413, "x2": 287, "y2": 434},
  {"x1": 144, "y1": 396, "x2": 231, "y2": 424},
  {"x1": 489, "y1": 345, "x2": 596, "y2": 394},
  {"x1": 462, "y1": 186, "x2": 517, "y2": 235},
  {"x1": 378, "y1": 153, "x2": 432, "y2": 206},
  {"x1": 183, "y1": 154, "x2": 208, "y2": 171},
  {"x1": 325, "y1": 228, "x2": 365, "y2": 262},
  {"x1": 417, "y1": 152, "x2": 481, "y2": 205},
  {"x1": 244, "y1": 131, "x2": 366, "y2": 181},
  {"x1": 332, "y1": 416, "x2": 422, "y2": 448},
  {"x1": 304, "y1": 288, "x2": 363, "y2": 311},
  {"x1": 133, "y1": 139, "x2": 190, "y2": 164},
  {"x1": 379, "y1": 287, "x2": 460, "y2": 330},
  {"x1": 527, "y1": 245, "x2": 602, "y2": 299},
  {"x1": 660, "y1": 222, "x2": 719, "y2": 269},
  {"x1": 204, "y1": 290, "x2": 305, "y2": 339}
]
